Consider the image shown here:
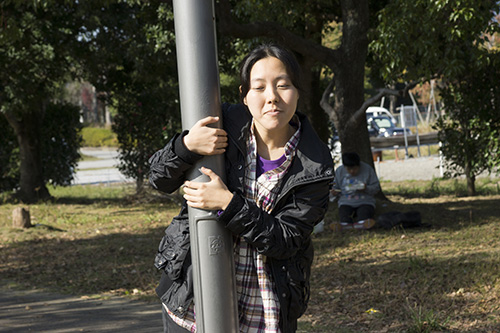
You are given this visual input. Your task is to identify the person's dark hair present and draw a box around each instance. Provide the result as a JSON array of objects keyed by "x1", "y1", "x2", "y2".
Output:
[
  {"x1": 239, "y1": 44, "x2": 303, "y2": 103},
  {"x1": 342, "y1": 152, "x2": 360, "y2": 167}
]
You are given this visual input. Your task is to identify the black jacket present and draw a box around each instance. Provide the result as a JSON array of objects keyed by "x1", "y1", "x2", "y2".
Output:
[{"x1": 149, "y1": 103, "x2": 334, "y2": 332}]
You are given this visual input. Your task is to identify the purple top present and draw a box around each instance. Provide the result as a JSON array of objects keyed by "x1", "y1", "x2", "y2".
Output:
[
  {"x1": 218, "y1": 153, "x2": 286, "y2": 217},
  {"x1": 257, "y1": 153, "x2": 286, "y2": 177}
]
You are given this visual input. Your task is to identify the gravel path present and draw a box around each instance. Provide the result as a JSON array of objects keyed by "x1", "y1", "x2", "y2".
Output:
[
  {"x1": 72, "y1": 148, "x2": 133, "y2": 185},
  {"x1": 375, "y1": 156, "x2": 443, "y2": 182},
  {"x1": 74, "y1": 147, "x2": 446, "y2": 185}
]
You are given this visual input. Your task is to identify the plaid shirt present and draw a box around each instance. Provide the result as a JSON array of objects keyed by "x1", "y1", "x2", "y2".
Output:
[{"x1": 166, "y1": 116, "x2": 301, "y2": 332}]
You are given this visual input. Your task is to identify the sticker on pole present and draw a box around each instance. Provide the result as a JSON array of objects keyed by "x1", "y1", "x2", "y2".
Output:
[{"x1": 209, "y1": 235, "x2": 224, "y2": 255}]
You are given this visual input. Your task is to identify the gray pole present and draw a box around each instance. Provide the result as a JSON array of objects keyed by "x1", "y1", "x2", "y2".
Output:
[{"x1": 172, "y1": 1, "x2": 239, "y2": 332}]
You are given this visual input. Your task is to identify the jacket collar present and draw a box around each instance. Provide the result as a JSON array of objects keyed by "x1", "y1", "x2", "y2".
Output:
[{"x1": 222, "y1": 103, "x2": 334, "y2": 182}]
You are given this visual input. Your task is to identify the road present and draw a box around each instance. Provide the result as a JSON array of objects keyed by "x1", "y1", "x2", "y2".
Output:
[
  {"x1": 0, "y1": 283, "x2": 163, "y2": 333},
  {"x1": 72, "y1": 147, "x2": 446, "y2": 185}
]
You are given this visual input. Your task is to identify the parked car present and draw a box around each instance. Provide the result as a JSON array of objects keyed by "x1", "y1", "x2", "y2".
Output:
[
  {"x1": 367, "y1": 116, "x2": 411, "y2": 137},
  {"x1": 366, "y1": 106, "x2": 397, "y2": 125}
]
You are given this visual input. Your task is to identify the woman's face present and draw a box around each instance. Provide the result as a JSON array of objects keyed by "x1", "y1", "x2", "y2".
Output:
[{"x1": 243, "y1": 56, "x2": 299, "y2": 137}]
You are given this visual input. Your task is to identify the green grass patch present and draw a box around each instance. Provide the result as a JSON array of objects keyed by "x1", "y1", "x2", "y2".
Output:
[
  {"x1": 1, "y1": 180, "x2": 500, "y2": 331},
  {"x1": 383, "y1": 177, "x2": 500, "y2": 198},
  {"x1": 381, "y1": 144, "x2": 440, "y2": 161},
  {"x1": 81, "y1": 127, "x2": 118, "y2": 147}
]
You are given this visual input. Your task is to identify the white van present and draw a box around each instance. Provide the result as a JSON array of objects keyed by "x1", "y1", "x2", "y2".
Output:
[{"x1": 366, "y1": 106, "x2": 397, "y2": 125}]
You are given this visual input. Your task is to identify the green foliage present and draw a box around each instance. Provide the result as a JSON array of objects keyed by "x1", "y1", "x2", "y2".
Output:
[
  {"x1": 407, "y1": 305, "x2": 449, "y2": 333},
  {"x1": 0, "y1": 102, "x2": 82, "y2": 191},
  {"x1": 81, "y1": 127, "x2": 118, "y2": 147},
  {"x1": 0, "y1": 1, "x2": 81, "y2": 109},
  {"x1": 370, "y1": 0, "x2": 500, "y2": 83},
  {"x1": 112, "y1": 89, "x2": 179, "y2": 184},
  {"x1": 77, "y1": 2, "x2": 181, "y2": 189},
  {"x1": 434, "y1": 51, "x2": 500, "y2": 191},
  {"x1": 0, "y1": 116, "x2": 19, "y2": 191},
  {"x1": 0, "y1": 1, "x2": 83, "y2": 200},
  {"x1": 41, "y1": 102, "x2": 82, "y2": 186}
]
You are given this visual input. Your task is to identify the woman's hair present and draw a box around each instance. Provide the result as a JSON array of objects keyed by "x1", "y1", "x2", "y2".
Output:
[
  {"x1": 342, "y1": 152, "x2": 361, "y2": 167},
  {"x1": 239, "y1": 44, "x2": 303, "y2": 103}
]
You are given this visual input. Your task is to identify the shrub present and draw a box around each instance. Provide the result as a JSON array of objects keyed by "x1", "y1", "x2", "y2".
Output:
[
  {"x1": 81, "y1": 127, "x2": 118, "y2": 147},
  {"x1": 0, "y1": 102, "x2": 82, "y2": 191},
  {"x1": 0, "y1": 115, "x2": 19, "y2": 191}
]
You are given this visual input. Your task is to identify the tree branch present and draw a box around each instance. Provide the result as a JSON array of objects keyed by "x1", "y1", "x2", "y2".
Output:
[
  {"x1": 345, "y1": 81, "x2": 420, "y2": 129},
  {"x1": 319, "y1": 79, "x2": 337, "y2": 123},
  {"x1": 215, "y1": 0, "x2": 341, "y2": 70}
]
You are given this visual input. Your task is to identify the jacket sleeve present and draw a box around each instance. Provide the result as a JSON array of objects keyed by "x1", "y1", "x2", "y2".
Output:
[
  {"x1": 333, "y1": 167, "x2": 343, "y2": 191},
  {"x1": 218, "y1": 178, "x2": 331, "y2": 260},
  {"x1": 149, "y1": 131, "x2": 203, "y2": 194}
]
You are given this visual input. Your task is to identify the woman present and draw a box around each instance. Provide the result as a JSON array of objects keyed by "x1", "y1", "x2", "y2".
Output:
[{"x1": 149, "y1": 44, "x2": 334, "y2": 332}]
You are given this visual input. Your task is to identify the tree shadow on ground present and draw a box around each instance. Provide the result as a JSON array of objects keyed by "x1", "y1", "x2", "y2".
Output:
[
  {"x1": 0, "y1": 226, "x2": 167, "y2": 300},
  {"x1": 306, "y1": 250, "x2": 500, "y2": 332},
  {"x1": 310, "y1": 196, "x2": 500, "y2": 332}
]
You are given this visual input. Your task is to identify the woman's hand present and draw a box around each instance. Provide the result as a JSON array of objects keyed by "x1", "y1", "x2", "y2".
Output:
[
  {"x1": 183, "y1": 167, "x2": 234, "y2": 210},
  {"x1": 183, "y1": 116, "x2": 228, "y2": 155}
]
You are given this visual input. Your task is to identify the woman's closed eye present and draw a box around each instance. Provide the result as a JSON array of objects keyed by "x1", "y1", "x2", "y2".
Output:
[{"x1": 252, "y1": 86, "x2": 265, "y2": 91}]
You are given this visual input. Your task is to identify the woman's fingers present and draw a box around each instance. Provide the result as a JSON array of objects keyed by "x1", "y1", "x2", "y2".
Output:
[
  {"x1": 197, "y1": 116, "x2": 220, "y2": 127},
  {"x1": 199, "y1": 166, "x2": 218, "y2": 180},
  {"x1": 182, "y1": 168, "x2": 231, "y2": 210},
  {"x1": 184, "y1": 117, "x2": 228, "y2": 155}
]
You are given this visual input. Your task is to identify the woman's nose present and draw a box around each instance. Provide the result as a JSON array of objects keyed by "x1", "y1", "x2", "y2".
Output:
[{"x1": 266, "y1": 87, "x2": 279, "y2": 103}]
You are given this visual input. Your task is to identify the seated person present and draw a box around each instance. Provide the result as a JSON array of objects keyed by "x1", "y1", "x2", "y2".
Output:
[{"x1": 332, "y1": 152, "x2": 380, "y2": 230}]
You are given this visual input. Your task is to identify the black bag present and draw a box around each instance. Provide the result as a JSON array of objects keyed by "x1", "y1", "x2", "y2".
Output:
[{"x1": 376, "y1": 211, "x2": 427, "y2": 230}]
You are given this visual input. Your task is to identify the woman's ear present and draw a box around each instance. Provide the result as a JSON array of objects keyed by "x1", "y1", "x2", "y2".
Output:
[{"x1": 239, "y1": 86, "x2": 247, "y2": 105}]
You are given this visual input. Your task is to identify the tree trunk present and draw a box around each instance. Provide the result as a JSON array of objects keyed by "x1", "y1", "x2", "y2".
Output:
[
  {"x1": 332, "y1": 0, "x2": 372, "y2": 164},
  {"x1": 136, "y1": 176, "x2": 144, "y2": 195},
  {"x1": 4, "y1": 110, "x2": 52, "y2": 203},
  {"x1": 216, "y1": 0, "x2": 371, "y2": 160},
  {"x1": 297, "y1": 56, "x2": 330, "y2": 143},
  {"x1": 465, "y1": 162, "x2": 476, "y2": 196}
]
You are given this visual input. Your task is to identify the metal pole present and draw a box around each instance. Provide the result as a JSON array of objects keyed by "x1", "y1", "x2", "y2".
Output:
[
  {"x1": 172, "y1": 1, "x2": 239, "y2": 332},
  {"x1": 401, "y1": 104, "x2": 409, "y2": 159}
]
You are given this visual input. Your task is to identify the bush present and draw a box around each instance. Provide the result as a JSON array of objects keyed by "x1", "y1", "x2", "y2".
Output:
[
  {"x1": 81, "y1": 127, "x2": 118, "y2": 147},
  {"x1": 0, "y1": 115, "x2": 19, "y2": 191},
  {"x1": 0, "y1": 102, "x2": 82, "y2": 191},
  {"x1": 41, "y1": 102, "x2": 82, "y2": 186}
]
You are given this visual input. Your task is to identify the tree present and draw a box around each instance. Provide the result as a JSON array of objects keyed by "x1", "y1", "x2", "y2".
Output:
[
  {"x1": 371, "y1": 0, "x2": 500, "y2": 196},
  {"x1": 0, "y1": 100, "x2": 82, "y2": 192},
  {"x1": 78, "y1": 1, "x2": 180, "y2": 193},
  {"x1": 0, "y1": 1, "x2": 82, "y2": 202},
  {"x1": 434, "y1": 51, "x2": 500, "y2": 195},
  {"x1": 216, "y1": 0, "x2": 500, "y2": 169},
  {"x1": 0, "y1": 115, "x2": 19, "y2": 191},
  {"x1": 217, "y1": 0, "x2": 343, "y2": 143},
  {"x1": 216, "y1": 0, "x2": 387, "y2": 165}
]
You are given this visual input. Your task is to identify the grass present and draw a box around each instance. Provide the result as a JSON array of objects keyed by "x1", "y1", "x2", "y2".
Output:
[
  {"x1": 381, "y1": 144, "x2": 440, "y2": 161},
  {"x1": 1, "y1": 180, "x2": 500, "y2": 332}
]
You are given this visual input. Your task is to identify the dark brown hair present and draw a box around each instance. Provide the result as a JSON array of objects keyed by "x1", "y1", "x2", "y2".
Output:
[{"x1": 342, "y1": 152, "x2": 361, "y2": 167}]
